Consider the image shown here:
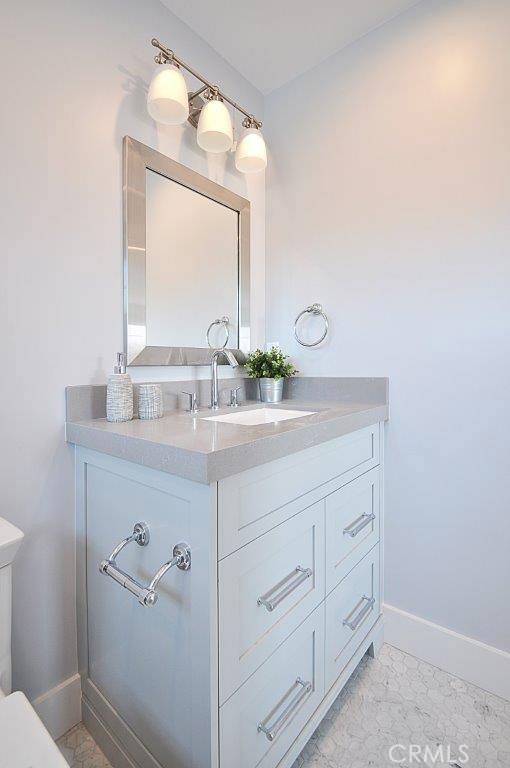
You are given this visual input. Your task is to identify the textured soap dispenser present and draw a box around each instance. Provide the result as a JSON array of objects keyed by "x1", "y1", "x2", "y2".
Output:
[{"x1": 106, "y1": 352, "x2": 134, "y2": 422}]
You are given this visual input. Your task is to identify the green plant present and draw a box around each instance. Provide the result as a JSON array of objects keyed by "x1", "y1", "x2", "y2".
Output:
[{"x1": 244, "y1": 346, "x2": 298, "y2": 380}]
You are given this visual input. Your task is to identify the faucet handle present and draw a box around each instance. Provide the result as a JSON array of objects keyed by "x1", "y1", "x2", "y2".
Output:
[
  {"x1": 229, "y1": 387, "x2": 242, "y2": 408},
  {"x1": 181, "y1": 391, "x2": 199, "y2": 414}
]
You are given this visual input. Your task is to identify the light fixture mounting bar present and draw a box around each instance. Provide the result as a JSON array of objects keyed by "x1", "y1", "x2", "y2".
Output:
[{"x1": 151, "y1": 38, "x2": 262, "y2": 128}]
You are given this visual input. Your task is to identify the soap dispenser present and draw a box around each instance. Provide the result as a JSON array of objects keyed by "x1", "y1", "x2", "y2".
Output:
[{"x1": 106, "y1": 352, "x2": 133, "y2": 422}]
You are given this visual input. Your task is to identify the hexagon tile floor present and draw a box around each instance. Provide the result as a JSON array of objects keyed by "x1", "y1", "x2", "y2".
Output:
[
  {"x1": 57, "y1": 723, "x2": 111, "y2": 768},
  {"x1": 57, "y1": 644, "x2": 510, "y2": 768}
]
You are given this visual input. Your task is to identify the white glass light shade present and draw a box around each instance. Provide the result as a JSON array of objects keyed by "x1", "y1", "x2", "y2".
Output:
[
  {"x1": 197, "y1": 99, "x2": 233, "y2": 153},
  {"x1": 147, "y1": 63, "x2": 189, "y2": 125},
  {"x1": 235, "y1": 127, "x2": 267, "y2": 173}
]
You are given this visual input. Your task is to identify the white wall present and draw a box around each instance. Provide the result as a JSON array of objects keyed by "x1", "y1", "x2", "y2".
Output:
[
  {"x1": 0, "y1": 0, "x2": 264, "y2": 703},
  {"x1": 266, "y1": 0, "x2": 510, "y2": 653}
]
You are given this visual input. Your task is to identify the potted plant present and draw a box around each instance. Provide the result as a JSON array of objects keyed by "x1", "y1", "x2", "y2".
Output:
[{"x1": 244, "y1": 346, "x2": 298, "y2": 403}]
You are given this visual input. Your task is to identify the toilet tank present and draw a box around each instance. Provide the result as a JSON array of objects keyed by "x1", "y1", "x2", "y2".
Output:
[{"x1": 0, "y1": 518, "x2": 24, "y2": 695}]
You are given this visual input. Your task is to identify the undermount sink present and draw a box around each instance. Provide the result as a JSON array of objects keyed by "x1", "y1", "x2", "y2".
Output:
[{"x1": 202, "y1": 407, "x2": 317, "y2": 426}]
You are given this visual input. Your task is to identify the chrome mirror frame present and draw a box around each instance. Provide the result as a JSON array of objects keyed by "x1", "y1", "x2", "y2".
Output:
[{"x1": 123, "y1": 136, "x2": 250, "y2": 366}]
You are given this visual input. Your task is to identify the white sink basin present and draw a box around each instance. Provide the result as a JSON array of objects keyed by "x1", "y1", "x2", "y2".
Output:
[{"x1": 202, "y1": 408, "x2": 317, "y2": 426}]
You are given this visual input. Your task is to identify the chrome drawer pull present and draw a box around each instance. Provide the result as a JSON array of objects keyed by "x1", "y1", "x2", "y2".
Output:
[
  {"x1": 99, "y1": 521, "x2": 191, "y2": 607},
  {"x1": 257, "y1": 566, "x2": 313, "y2": 612},
  {"x1": 343, "y1": 513, "x2": 375, "y2": 538},
  {"x1": 257, "y1": 677, "x2": 312, "y2": 742},
  {"x1": 343, "y1": 595, "x2": 375, "y2": 631}
]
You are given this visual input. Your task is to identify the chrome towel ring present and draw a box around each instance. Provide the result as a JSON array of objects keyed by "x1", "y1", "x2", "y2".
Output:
[
  {"x1": 206, "y1": 316, "x2": 230, "y2": 349},
  {"x1": 294, "y1": 303, "x2": 329, "y2": 347}
]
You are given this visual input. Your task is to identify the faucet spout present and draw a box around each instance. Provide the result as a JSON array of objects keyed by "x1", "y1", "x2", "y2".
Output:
[
  {"x1": 220, "y1": 349, "x2": 239, "y2": 368},
  {"x1": 210, "y1": 349, "x2": 239, "y2": 410}
]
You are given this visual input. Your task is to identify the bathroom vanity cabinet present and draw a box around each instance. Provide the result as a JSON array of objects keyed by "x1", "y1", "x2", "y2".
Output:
[{"x1": 75, "y1": 421, "x2": 384, "y2": 768}]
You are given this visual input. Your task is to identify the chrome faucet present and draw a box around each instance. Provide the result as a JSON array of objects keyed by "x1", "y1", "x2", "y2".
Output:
[{"x1": 210, "y1": 349, "x2": 239, "y2": 410}]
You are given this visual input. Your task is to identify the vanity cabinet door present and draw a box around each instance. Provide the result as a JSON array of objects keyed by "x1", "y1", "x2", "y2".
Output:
[
  {"x1": 219, "y1": 501, "x2": 325, "y2": 704},
  {"x1": 220, "y1": 605, "x2": 325, "y2": 768},
  {"x1": 82, "y1": 455, "x2": 216, "y2": 768},
  {"x1": 325, "y1": 468, "x2": 380, "y2": 594},
  {"x1": 325, "y1": 546, "x2": 380, "y2": 692}
]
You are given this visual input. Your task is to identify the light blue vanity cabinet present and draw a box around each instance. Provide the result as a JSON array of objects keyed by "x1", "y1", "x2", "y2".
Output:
[
  {"x1": 77, "y1": 453, "x2": 218, "y2": 768},
  {"x1": 75, "y1": 422, "x2": 385, "y2": 768}
]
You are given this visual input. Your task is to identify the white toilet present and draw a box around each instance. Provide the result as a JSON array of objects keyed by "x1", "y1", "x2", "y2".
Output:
[{"x1": 0, "y1": 517, "x2": 68, "y2": 767}]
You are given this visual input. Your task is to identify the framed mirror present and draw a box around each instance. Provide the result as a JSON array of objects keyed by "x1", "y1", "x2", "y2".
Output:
[{"x1": 123, "y1": 136, "x2": 250, "y2": 365}]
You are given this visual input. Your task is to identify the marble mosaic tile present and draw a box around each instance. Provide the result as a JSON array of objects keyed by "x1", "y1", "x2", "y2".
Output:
[
  {"x1": 56, "y1": 644, "x2": 510, "y2": 768},
  {"x1": 57, "y1": 722, "x2": 111, "y2": 768},
  {"x1": 291, "y1": 644, "x2": 510, "y2": 768}
]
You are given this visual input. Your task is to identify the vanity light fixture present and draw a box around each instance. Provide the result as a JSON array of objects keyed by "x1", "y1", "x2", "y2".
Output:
[
  {"x1": 235, "y1": 117, "x2": 267, "y2": 173},
  {"x1": 148, "y1": 38, "x2": 266, "y2": 172},
  {"x1": 147, "y1": 58, "x2": 189, "y2": 125},
  {"x1": 197, "y1": 90, "x2": 233, "y2": 153}
]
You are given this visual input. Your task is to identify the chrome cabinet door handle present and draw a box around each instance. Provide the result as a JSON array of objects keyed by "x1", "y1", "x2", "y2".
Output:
[
  {"x1": 343, "y1": 595, "x2": 375, "y2": 631},
  {"x1": 257, "y1": 677, "x2": 312, "y2": 742},
  {"x1": 99, "y1": 521, "x2": 191, "y2": 607},
  {"x1": 343, "y1": 513, "x2": 375, "y2": 538},
  {"x1": 257, "y1": 566, "x2": 313, "y2": 612}
]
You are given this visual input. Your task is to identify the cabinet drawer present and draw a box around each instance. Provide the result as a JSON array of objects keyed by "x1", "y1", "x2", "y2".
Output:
[
  {"x1": 220, "y1": 605, "x2": 325, "y2": 768},
  {"x1": 325, "y1": 468, "x2": 380, "y2": 594},
  {"x1": 219, "y1": 425, "x2": 380, "y2": 558},
  {"x1": 325, "y1": 546, "x2": 380, "y2": 692},
  {"x1": 219, "y1": 501, "x2": 325, "y2": 704}
]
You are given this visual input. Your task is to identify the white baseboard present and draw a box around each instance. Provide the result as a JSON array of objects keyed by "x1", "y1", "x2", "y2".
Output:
[
  {"x1": 384, "y1": 603, "x2": 510, "y2": 701},
  {"x1": 32, "y1": 673, "x2": 82, "y2": 740},
  {"x1": 25, "y1": 608, "x2": 510, "y2": 743}
]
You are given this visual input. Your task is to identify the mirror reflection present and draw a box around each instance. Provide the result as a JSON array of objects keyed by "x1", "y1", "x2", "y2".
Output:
[{"x1": 145, "y1": 170, "x2": 239, "y2": 349}]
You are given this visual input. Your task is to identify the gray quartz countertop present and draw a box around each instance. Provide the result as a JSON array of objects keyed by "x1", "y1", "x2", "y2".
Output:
[{"x1": 66, "y1": 392, "x2": 388, "y2": 484}]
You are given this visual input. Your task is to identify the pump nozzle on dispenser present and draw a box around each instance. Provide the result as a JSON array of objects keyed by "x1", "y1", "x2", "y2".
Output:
[{"x1": 114, "y1": 352, "x2": 127, "y2": 374}]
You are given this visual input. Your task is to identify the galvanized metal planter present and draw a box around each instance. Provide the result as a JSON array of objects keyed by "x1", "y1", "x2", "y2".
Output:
[{"x1": 259, "y1": 378, "x2": 284, "y2": 403}]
